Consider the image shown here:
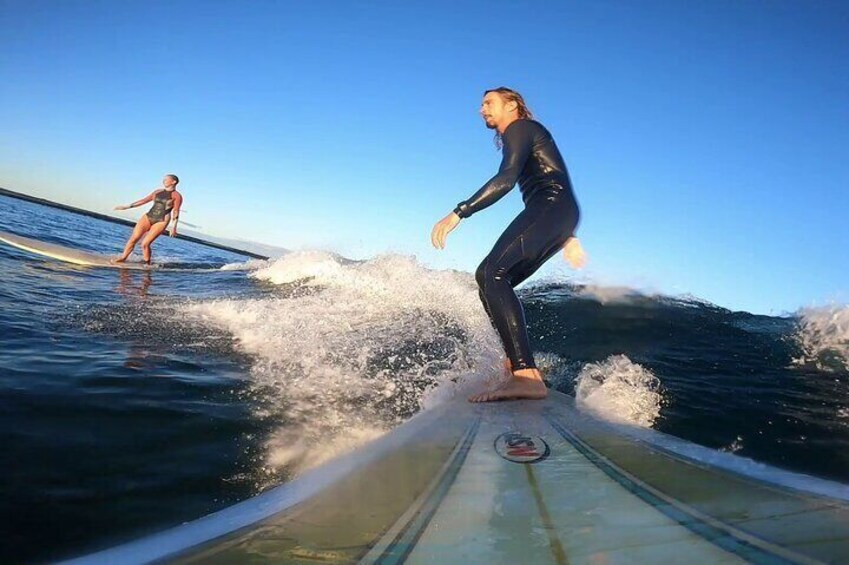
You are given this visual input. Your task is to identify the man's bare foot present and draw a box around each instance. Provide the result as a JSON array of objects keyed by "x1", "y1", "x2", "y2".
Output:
[
  {"x1": 110, "y1": 257, "x2": 126, "y2": 264},
  {"x1": 469, "y1": 368, "x2": 548, "y2": 403}
]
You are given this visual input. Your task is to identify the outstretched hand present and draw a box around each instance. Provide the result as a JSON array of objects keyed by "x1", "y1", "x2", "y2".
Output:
[
  {"x1": 431, "y1": 212, "x2": 461, "y2": 249},
  {"x1": 563, "y1": 237, "x2": 587, "y2": 269},
  {"x1": 114, "y1": 205, "x2": 128, "y2": 211}
]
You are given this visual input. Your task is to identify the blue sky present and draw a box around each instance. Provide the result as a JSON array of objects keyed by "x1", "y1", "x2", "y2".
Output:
[{"x1": 2, "y1": 1, "x2": 847, "y2": 314}]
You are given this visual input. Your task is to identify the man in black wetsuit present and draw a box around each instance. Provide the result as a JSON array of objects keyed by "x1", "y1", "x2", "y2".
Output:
[{"x1": 431, "y1": 87, "x2": 586, "y2": 402}]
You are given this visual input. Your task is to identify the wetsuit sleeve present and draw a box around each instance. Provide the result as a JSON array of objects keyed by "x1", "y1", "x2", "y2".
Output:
[{"x1": 454, "y1": 121, "x2": 534, "y2": 219}]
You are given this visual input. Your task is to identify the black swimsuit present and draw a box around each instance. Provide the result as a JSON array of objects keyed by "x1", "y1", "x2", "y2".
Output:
[
  {"x1": 146, "y1": 190, "x2": 175, "y2": 224},
  {"x1": 455, "y1": 119, "x2": 580, "y2": 370}
]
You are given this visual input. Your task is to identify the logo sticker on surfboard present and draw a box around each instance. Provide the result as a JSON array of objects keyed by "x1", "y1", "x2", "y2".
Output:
[{"x1": 494, "y1": 432, "x2": 551, "y2": 463}]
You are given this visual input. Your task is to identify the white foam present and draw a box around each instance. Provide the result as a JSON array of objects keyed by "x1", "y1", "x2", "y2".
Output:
[
  {"x1": 185, "y1": 252, "x2": 507, "y2": 476},
  {"x1": 573, "y1": 354, "x2": 664, "y2": 427},
  {"x1": 794, "y1": 304, "x2": 849, "y2": 372},
  {"x1": 219, "y1": 258, "x2": 271, "y2": 271},
  {"x1": 263, "y1": 423, "x2": 387, "y2": 472},
  {"x1": 575, "y1": 284, "x2": 644, "y2": 304},
  {"x1": 248, "y1": 250, "x2": 352, "y2": 283}
]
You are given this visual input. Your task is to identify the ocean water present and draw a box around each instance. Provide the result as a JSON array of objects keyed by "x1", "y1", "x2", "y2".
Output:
[{"x1": 1, "y1": 193, "x2": 847, "y2": 563}]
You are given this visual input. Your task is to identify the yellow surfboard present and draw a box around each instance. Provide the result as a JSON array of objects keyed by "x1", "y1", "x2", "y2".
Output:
[
  {"x1": 63, "y1": 391, "x2": 849, "y2": 564},
  {"x1": 0, "y1": 229, "x2": 153, "y2": 270}
]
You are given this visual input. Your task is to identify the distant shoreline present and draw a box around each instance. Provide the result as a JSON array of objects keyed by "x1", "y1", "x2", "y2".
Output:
[{"x1": 0, "y1": 187, "x2": 269, "y2": 260}]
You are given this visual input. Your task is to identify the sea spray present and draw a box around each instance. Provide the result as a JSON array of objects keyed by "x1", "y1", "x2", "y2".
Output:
[
  {"x1": 794, "y1": 304, "x2": 849, "y2": 373},
  {"x1": 189, "y1": 252, "x2": 508, "y2": 475},
  {"x1": 574, "y1": 354, "x2": 664, "y2": 427}
]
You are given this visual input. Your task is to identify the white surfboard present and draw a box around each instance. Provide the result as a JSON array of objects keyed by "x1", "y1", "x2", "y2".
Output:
[
  {"x1": 63, "y1": 391, "x2": 849, "y2": 564},
  {"x1": 0, "y1": 229, "x2": 154, "y2": 270}
]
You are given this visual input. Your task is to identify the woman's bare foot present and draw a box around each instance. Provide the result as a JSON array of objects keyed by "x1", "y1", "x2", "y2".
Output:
[
  {"x1": 110, "y1": 257, "x2": 127, "y2": 264},
  {"x1": 469, "y1": 368, "x2": 548, "y2": 403}
]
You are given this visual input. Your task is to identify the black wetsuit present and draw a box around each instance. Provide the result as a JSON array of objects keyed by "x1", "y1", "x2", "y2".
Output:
[
  {"x1": 455, "y1": 119, "x2": 579, "y2": 370},
  {"x1": 146, "y1": 190, "x2": 175, "y2": 224}
]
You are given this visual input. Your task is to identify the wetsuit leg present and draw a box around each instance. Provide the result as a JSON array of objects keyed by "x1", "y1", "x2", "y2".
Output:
[{"x1": 476, "y1": 195, "x2": 579, "y2": 370}]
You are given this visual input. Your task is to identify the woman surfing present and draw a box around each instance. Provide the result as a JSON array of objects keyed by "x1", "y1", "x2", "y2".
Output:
[{"x1": 112, "y1": 174, "x2": 183, "y2": 265}]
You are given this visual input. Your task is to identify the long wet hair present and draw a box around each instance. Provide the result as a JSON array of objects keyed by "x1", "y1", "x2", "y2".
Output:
[{"x1": 485, "y1": 87, "x2": 534, "y2": 148}]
